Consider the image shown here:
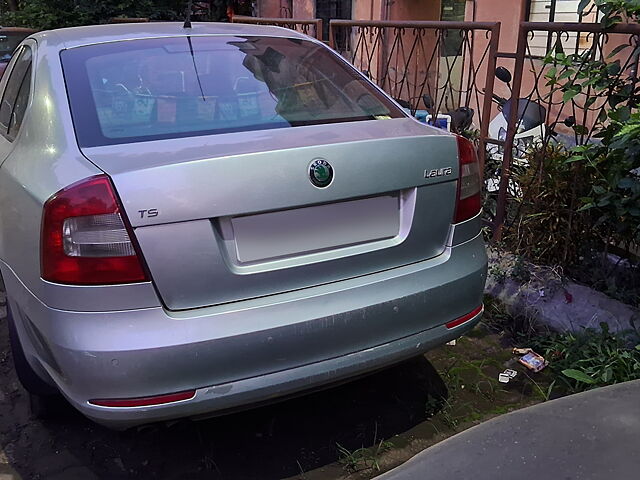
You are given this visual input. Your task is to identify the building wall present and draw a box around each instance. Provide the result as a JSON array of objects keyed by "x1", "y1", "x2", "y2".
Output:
[
  {"x1": 255, "y1": 0, "x2": 315, "y2": 19},
  {"x1": 257, "y1": 0, "x2": 285, "y2": 17},
  {"x1": 293, "y1": 0, "x2": 315, "y2": 18},
  {"x1": 353, "y1": 0, "x2": 383, "y2": 20},
  {"x1": 257, "y1": 0, "x2": 443, "y2": 21},
  {"x1": 463, "y1": 0, "x2": 527, "y2": 128},
  {"x1": 381, "y1": 1, "x2": 443, "y2": 107},
  {"x1": 388, "y1": 0, "x2": 441, "y2": 21}
]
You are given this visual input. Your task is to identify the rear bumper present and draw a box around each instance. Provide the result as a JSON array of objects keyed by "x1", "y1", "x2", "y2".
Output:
[
  {"x1": 7, "y1": 234, "x2": 486, "y2": 429},
  {"x1": 88, "y1": 309, "x2": 481, "y2": 429}
]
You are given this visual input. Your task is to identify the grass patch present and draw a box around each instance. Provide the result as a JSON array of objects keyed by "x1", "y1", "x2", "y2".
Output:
[
  {"x1": 421, "y1": 320, "x2": 555, "y2": 440},
  {"x1": 488, "y1": 404, "x2": 519, "y2": 415},
  {"x1": 337, "y1": 439, "x2": 394, "y2": 473},
  {"x1": 307, "y1": 315, "x2": 558, "y2": 479}
]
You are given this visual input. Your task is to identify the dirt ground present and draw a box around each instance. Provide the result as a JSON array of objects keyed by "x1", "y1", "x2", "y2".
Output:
[{"x1": 0, "y1": 300, "x2": 550, "y2": 480}]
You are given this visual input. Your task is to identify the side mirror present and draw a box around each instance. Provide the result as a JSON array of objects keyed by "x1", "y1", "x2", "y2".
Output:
[
  {"x1": 422, "y1": 94, "x2": 434, "y2": 109},
  {"x1": 495, "y1": 67, "x2": 512, "y2": 84}
]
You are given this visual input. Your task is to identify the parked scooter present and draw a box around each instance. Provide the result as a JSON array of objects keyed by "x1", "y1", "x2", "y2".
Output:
[{"x1": 485, "y1": 67, "x2": 547, "y2": 193}]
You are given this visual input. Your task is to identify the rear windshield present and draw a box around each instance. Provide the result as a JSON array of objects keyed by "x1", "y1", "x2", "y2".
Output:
[{"x1": 61, "y1": 35, "x2": 404, "y2": 147}]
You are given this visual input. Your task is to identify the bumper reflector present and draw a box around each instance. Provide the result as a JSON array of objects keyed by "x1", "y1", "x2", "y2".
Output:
[
  {"x1": 446, "y1": 305, "x2": 483, "y2": 329},
  {"x1": 89, "y1": 390, "x2": 196, "y2": 408}
]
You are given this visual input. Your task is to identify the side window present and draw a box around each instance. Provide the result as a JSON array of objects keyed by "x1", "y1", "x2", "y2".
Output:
[
  {"x1": 0, "y1": 46, "x2": 32, "y2": 141},
  {"x1": 8, "y1": 65, "x2": 31, "y2": 139}
]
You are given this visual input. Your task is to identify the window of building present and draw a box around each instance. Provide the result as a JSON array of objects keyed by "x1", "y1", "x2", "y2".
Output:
[
  {"x1": 441, "y1": 0, "x2": 467, "y2": 57},
  {"x1": 316, "y1": 0, "x2": 352, "y2": 42},
  {"x1": 526, "y1": 0, "x2": 595, "y2": 57}
]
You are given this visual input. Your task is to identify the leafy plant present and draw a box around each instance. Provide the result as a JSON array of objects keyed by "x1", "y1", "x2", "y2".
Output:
[
  {"x1": 559, "y1": 3, "x2": 640, "y2": 253},
  {"x1": 502, "y1": 0, "x2": 640, "y2": 304},
  {"x1": 569, "y1": 248, "x2": 640, "y2": 306},
  {"x1": 524, "y1": 323, "x2": 640, "y2": 393},
  {"x1": 562, "y1": 368, "x2": 598, "y2": 384},
  {"x1": 336, "y1": 439, "x2": 394, "y2": 473},
  {"x1": 425, "y1": 393, "x2": 445, "y2": 418},
  {"x1": 503, "y1": 144, "x2": 592, "y2": 267},
  {"x1": 510, "y1": 255, "x2": 531, "y2": 283},
  {"x1": 580, "y1": 119, "x2": 640, "y2": 239},
  {"x1": 437, "y1": 399, "x2": 459, "y2": 430},
  {"x1": 579, "y1": 0, "x2": 640, "y2": 27},
  {"x1": 523, "y1": 372, "x2": 557, "y2": 401}
]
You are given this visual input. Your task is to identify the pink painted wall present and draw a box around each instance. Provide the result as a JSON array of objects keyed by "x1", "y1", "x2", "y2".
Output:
[
  {"x1": 258, "y1": 0, "x2": 443, "y2": 21},
  {"x1": 380, "y1": 0, "x2": 442, "y2": 107},
  {"x1": 257, "y1": 0, "x2": 283, "y2": 17},
  {"x1": 293, "y1": 0, "x2": 315, "y2": 19},
  {"x1": 388, "y1": 0, "x2": 441, "y2": 21},
  {"x1": 466, "y1": 0, "x2": 524, "y2": 51},
  {"x1": 353, "y1": 0, "x2": 382, "y2": 21},
  {"x1": 256, "y1": 0, "x2": 312, "y2": 18},
  {"x1": 463, "y1": 0, "x2": 527, "y2": 132}
]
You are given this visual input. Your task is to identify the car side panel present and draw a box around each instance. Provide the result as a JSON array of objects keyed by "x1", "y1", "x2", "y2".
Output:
[{"x1": 0, "y1": 35, "x2": 162, "y2": 312}]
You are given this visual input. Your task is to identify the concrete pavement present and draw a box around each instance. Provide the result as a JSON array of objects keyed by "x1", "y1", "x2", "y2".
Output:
[{"x1": 382, "y1": 380, "x2": 640, "y2": 480}]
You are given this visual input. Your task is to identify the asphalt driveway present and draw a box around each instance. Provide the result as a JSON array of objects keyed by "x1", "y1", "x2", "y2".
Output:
[{"x1": 381, "y1": 379, "x2": 640, "y2": 480}]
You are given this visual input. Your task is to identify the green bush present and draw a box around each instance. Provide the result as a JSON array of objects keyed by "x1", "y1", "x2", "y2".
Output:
[
  {"x1": 572, "y1": 115, "x2": 640, "y2": 250},
  {"x1": 0, "y1": 0, "x2": 185, "y2": 30},
  {"x1": 502, "y1": 0, "x2": 640, "y2": 302},
  {"x1": 525, "y1": 323, "x2": 640, "y2": 394},
  {"x1": 580, "y1": 0, "x2": 640, "y2": 26},
  {"x1": 504, "y1": 144, "x2": 592, "y2": 267}
]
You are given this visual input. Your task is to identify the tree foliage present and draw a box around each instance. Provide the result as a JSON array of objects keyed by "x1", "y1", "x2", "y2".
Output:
[
  {"x1": 579, "y1": 0, "x2": 640, "y2": 26},
  {"x1": 559, "y1": 1, "x2": 640, "y2": 249},
  {"x1": 0, "y1": 0, "x2": 186, "y2": 30}
]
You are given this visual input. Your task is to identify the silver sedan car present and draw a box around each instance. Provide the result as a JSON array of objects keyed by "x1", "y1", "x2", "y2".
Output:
[{"x1": 2, "y1": 22, "x2": 487, "y2": 429}]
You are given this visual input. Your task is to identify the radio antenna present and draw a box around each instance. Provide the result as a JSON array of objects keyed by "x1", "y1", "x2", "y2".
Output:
[{"x1": 183, "y1": 0, "x2": 193, "y2": 28}]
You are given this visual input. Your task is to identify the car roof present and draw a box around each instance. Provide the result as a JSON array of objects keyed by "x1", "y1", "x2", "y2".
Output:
[{"x1": 32, "y1": 21, "x2": 311, "y2": 49}]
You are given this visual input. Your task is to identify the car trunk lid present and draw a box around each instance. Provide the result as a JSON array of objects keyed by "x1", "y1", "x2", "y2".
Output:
[{"x1": 80, "y1": 118, "x2": 459, "y2": 309}]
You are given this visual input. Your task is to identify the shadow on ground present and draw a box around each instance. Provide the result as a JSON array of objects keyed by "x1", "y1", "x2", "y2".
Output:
[{"x1": 0, "y1": 314, "x2": 448, "y2": 480}]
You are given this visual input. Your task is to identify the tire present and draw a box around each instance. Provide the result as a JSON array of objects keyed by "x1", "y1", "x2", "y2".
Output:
[{"x1": 6, "y1": 300, "x2": 61, "y2": 418}]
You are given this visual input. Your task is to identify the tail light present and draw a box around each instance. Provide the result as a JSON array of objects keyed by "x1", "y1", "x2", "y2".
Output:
[
  {"x1": 89, "y1": 389, "x2": 196, "y2": 408},
  {"x1": 41, "y1": 175, "x2": 148, "y2": 285},
  {"x1": 454, "y1": 135, "x2": 482, "y2": 223},
  {"x1": 446, "y1": 304, "x2": 483, "y2": 329}
]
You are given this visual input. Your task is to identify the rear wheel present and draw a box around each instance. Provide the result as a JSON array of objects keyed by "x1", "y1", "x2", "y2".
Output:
[
  {"x1": 6, "y1": 299, "x2": 61, "y2": 418},
  {"x1": 28, "y1": 391, "x2": 68, "y2": 419}
]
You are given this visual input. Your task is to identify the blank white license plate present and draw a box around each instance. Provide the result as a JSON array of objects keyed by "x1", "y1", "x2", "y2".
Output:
[{"x1": 231, "y1": 194, "x2": 400, "y2": 263}]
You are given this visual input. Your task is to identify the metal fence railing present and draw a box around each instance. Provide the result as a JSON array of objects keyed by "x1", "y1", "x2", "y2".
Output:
[
  {"x1": 328, "y1": 20, "x2": 501, "y2": 168},
  {"x1": 492, "y1": 21, "x2": 640, "y2": 240},
  {"x1": 231, "y1": 15, "x2": 323, "y2": 40}
]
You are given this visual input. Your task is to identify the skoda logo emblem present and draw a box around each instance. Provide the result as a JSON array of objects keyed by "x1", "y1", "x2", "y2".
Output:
[{"x1": 309, "y1": 158, "x2": 333, "y2": 188}]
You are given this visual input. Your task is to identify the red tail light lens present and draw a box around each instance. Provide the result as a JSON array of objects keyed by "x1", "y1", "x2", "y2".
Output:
[
  {"x1": 454, "y1": 135, "x2": 482, "y2": 223},
  {"x1": 446, "y1": 305, "x2": 483, "y2": 329},
  {"x1": 41, "y1": 175, "x2": 148, "y2": 285},
  {"x1": 89, "y1": 390, "x2": 196, "y2": 408}
]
